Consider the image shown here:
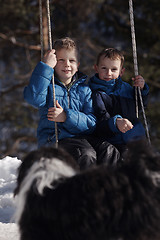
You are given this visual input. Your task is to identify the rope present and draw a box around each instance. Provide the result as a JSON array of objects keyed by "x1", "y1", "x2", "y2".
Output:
[
  {"x1": 128, "y1": 0, "x2": 138, "y2": 118},
  {"x1": 39, "y1": 0, "x2": 44, "y2": 60},
  {"x1": 39, "y1": 0, "x2": 58, "y2": 148},
  {"x1": 128, "y1": 0, "x2": 151, "y2": 145},
  {"x1": 46, "y1": 0, "x2": 53, "y2": 50}
]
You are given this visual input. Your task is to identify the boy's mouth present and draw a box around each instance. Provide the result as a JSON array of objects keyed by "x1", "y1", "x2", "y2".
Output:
[
  {"x1": 62, "y1": 70, "x2": 71, "y2": 74},
  {"x1": 104, "y1": 77, "x2": 112, "y2": 81}
]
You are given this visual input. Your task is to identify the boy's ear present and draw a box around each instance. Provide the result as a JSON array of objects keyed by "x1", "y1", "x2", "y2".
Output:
[
  {"x1": 120, "y1": 67, "x2": 125, "y2": 77},
  {"x1": 94, "y1": 64, "x2": 98, "y2": 72},
  {"x1": 77, "y1": 62, "x2": 80, "y2": 68}
]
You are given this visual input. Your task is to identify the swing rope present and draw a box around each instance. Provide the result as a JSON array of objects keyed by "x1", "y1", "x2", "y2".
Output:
[
  {"x1": 39, "y1": 0, "x2": 44, "y2": 61},
  {"x1": 39, "y1": 0, "x2": 58, "y2": 148},
  {"x1": 129, "y1": 0, "x2": 151, "y2": 145}
]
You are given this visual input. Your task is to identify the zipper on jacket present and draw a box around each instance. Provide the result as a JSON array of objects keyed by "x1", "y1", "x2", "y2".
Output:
[
  {"x1": 58, "y1": 75, "x2": 80, "y2": 108},
  {"x1": 67, "y1": 88, "x2": 70, "y2": 108},
  {"x1": 58, "y1": 83, "x2": 71, "y2": 108},
  {"x1": 65, "y1": 80, "x2": 75, "y2": 108}
]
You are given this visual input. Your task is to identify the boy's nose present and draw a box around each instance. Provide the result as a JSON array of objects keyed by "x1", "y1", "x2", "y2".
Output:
[
  {"x1": 65, "y1": 60, "x2": 70, "y2": 66},
  {"x1": 106, "y1": 69, "x2": 111, "y2": 75}
]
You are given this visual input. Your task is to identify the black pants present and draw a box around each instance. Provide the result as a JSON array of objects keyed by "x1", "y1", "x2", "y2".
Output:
[
  {"x1": 114, "y1": 143, "x2": 128, "y2": 164},
  {"x1": 58, "y1": 137, "x2": 96, "y2": 170},
  {"x1": 86, "y1": 135, "x2": 120, "y2": 166},
  {"x1": 58, "y1": 136, "x2": 120, "y2": 170}
]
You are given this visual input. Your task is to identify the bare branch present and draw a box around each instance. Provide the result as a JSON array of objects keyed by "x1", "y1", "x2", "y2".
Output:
[
  {"x1": 0, "y1": 72, "x2": 32, "y2": 96},
  {"x1": 147, "y1": 79, "x2": 160, "y2": 89},
  {"x1": 0, "y1": 33, "x2": 41, "y2": 50},
  {"x1": 0, "y1": 82, "x2": 27, "y2": 96}
]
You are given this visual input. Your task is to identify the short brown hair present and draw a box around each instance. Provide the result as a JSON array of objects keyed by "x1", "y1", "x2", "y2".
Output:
[
  {"x1": 96, "y1": 48, "x2": 124, "y2": 67},
  {"x1": 53, "y1": 37, "x2": 79, "y2": 61}
]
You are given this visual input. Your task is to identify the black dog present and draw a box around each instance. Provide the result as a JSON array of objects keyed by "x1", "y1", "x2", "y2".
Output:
[{"x1": 14, "y1": 140, "x2": 160, "y2": 240}]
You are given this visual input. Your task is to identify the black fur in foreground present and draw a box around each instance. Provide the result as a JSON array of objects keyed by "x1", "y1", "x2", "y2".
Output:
[{"x1": 14, "y1": 141, "x2": 160, "y2": 240}]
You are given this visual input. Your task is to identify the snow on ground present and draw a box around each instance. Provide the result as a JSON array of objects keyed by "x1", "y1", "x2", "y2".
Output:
[{"x1": 0, "y1": 156, "x2": 21, "y2": 240}]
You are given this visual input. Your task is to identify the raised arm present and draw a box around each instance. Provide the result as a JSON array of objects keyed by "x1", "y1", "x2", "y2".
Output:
[{"x1": 24, "y1": 50, "x2": 57, "y2": 108}]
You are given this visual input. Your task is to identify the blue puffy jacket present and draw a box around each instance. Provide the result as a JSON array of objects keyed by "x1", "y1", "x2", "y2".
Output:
[
  {"x1": 89, "y1": 74, "x2": 149, "y2": 144},
  {"x1": 24, "y1": 61, "x2": 96, "y2": 147}
]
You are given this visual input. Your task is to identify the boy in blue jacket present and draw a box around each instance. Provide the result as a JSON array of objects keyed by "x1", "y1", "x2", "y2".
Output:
[
  {"x1": 89, "y1": 48, "x2": 149, "y2": 156},
  {"x1": 24, "y1": 38, "x2": 120, "y2": 169}
]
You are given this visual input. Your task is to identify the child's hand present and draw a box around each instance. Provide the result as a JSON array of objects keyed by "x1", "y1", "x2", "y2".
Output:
[
  {"x1": 116, "y1": 118, "x2": 133, "y2": 133},
  {"x1": 43, "y1": 49, "x2": 57, "y2": 68},
  {"x1": 47, "y1": 100, "x2": 67, "y2": 122},
  {"x1": 132, "y1": 75, "x2": 145, "y2": 89}
]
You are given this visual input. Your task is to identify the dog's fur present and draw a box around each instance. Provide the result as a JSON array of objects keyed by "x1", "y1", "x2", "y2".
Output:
[{"x1": 14, "y1": 140, "x2": 160, "y2": 240}]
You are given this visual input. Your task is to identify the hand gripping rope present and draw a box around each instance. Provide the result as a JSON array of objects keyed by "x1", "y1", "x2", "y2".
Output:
[{"x1": 129, "y1": 0, "x2": 151, "y2": 145}]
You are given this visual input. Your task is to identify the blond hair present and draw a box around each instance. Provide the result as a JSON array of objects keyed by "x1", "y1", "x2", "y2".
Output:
[
  {"x1": 96, "y1": 48, "x2": 124, "y2": 67},
  {"x1": 53, "y1": 37, "x2": 79, "y2": 61}
]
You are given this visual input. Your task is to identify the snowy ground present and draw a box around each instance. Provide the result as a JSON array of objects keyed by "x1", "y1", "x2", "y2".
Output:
[{"x1": 0, "y1": 156, "x2": 21, "y2": 240}]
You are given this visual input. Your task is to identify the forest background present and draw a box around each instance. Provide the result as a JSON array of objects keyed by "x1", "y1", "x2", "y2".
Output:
[{"x1": 0, "y1": 0, "x2": 160, "y2": 159}]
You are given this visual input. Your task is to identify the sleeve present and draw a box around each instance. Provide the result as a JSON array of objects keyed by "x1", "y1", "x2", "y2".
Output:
[
  {"x1": 62, "y1": 87, "x2": 96, "y2": 135},
  {"x1": 139, "y1": 83, "x2": 149, "y2": 107},
  {"x1": 23, "y1": 61, "x2": 54, "y2": 108},
  {"x1": 142, "y1": 82, "x2": 149, "y2": 96},
  {"x1": 92, "y1": 91, "x2": 122, "y2": 137},
  {"x1": 132, "y1": 83, "x2": 149, "y2": 109},
  {"x1": 125, "y1": 81, "x2": 149, "y2": 110}
]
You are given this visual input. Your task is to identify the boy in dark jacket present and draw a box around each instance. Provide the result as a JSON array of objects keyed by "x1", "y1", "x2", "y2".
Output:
[
  {"x1": 24, "y1": 38, "x2": 120, "y2": 169},
  {"x1": 89, "y1": 48, "x2": 149, "y2": 156}
]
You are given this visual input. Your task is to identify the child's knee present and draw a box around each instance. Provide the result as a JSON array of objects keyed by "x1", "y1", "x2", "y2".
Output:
[{"x1": 78, "y1": 147, "x2": 96, "y2": 170}]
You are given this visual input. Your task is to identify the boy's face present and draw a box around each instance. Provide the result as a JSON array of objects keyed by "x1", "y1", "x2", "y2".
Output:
[
  {"x1": 55, "y1": 48, "x2": 79, "y2": 85},
  {"x1": 95, "y1": 56, "x2": 123, "y2": 81}
]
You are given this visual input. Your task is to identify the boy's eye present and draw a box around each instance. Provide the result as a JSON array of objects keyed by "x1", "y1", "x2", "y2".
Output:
[
  {"x1": 59, "y1": 59, "x2": 64, "y2": 62},
  {"x1": 70, "y1": 59, "x2": 76, "y2": 63},
  {"x1": 112, "y1": 68, "x2": 118, "y2": 71}
]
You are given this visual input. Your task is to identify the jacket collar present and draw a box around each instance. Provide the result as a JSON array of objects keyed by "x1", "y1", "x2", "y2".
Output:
[
  {"x1": 54, "y1": 71, "x2": 88, "y2": 88},
  {"x1": 89, "y1": 74, "x2": 122, "y2": 94}
]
